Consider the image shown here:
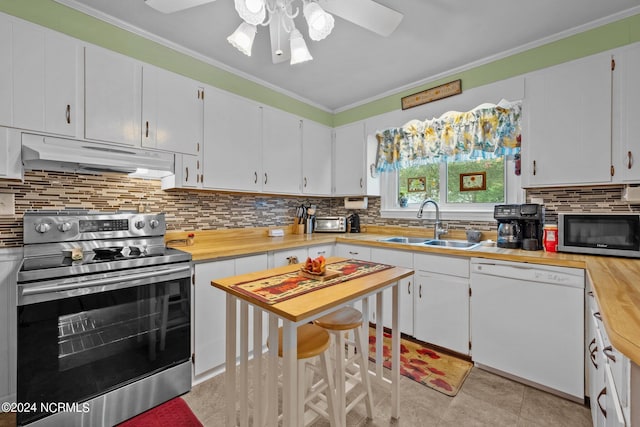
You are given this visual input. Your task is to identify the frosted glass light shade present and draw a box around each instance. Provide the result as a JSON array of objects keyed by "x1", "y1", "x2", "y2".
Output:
[
  {"x1": 303, "y1": 1, "x2": 334, "y2": 41},
  {"x1": 227, "y1": 22, "x2": 257, "y2": 56},
  {"x1": 234, "y1": 0, "x2": 265, "y2": 25},
  {"x1": 289, "y1": 29, "x2": 313, "y2": 64}
]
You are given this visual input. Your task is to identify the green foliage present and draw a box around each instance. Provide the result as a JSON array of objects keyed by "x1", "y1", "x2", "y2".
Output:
[{"x1": 398, "y1": 158, "x2": 504, "y2": 205}]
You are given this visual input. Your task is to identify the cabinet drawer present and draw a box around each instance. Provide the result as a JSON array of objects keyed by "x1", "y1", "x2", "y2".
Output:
[
  {"x1": 370, "y1": 248, "x2": 412, "y2": 268},
  {"x1": 414, "y1": 253, "x2": 469, "y2": 278}
]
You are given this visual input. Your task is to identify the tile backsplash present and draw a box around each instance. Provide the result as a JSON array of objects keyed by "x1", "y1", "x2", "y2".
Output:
[{"x1": 1, "y1": 171, "x2": 638, "y2": 248}]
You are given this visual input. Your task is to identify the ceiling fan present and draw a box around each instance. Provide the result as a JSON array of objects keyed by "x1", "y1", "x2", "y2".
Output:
[{"x1": 144, "y1": 0, "x2": 404, "y2": 64}]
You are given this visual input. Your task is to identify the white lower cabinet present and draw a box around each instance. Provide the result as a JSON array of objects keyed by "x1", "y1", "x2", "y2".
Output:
[
  {"x1": 335, "y1": 243, "x2": 371, "y2": 261},
  {"x1": 588, "y1": 278, "x2": 639, "y2": 427},
  {"x1": 0, "y1": 249, "x2": 21, "y2": 404},
  {"x1": 369, "y1": 248, "x2": 413, "y2": 335},
  {"x1": 192, "y1": 253, "x2": 268, "y2": 381},
  {"x1": 413, "y1": 253, "x2": 470, "y2": 355}
]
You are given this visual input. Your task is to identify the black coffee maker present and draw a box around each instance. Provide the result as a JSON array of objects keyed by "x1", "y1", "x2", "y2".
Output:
[
  {"x1": 494, "y1": 204, "x2": 544, "y2": 250},
  {"x1": 347, "y1": 213, "x2": 360, "y2": 233}
]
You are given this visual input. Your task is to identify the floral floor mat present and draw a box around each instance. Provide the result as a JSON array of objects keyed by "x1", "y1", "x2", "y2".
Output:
[{"x1": 368, "y1": 328, "x2": 472, "y2": 397}]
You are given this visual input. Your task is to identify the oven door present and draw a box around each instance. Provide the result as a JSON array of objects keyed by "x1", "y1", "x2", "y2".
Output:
[{"x1": 17, "y1": 262, "x2": 191, "y2": 425}]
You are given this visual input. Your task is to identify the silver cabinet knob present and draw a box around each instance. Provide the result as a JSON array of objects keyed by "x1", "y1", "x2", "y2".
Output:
[
  {"x1": 35, "y1": 222, "x2": 51, "y2": 233},
  {"x1": 57, "y1": 222, "x2": 72, "y2": 232},
  {"x1": 135, "y1": 220, "x2": 146, "y2": 229},
  {"x1": 149, "y1": 219, "x2": 159, "y2": 229}
]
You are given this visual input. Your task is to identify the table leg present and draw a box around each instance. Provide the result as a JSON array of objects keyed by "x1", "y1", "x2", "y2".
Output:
[
  {"x1": 253, "y1": 307, "x2": 264, "y2": 426},
  {"x1": 391, "y1": 283, "x2": 400, "y2": 419},
  {"x1": 225, "y1": 294, "x2": 237, "y2": 427},
  {"x1": 265, "y1": 315, "x2": 279, "y2": 427},
  {"x1": 281, "y1": 321, "x2": 298, "y2": 427},
  {"x1": 239, "y1": 302, "x2": 249, "y2": 427}
]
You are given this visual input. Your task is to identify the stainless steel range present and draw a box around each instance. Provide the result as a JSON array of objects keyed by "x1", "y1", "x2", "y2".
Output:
[{"x1": 16, "y1": 211, "x2": 192, "y2": 426}]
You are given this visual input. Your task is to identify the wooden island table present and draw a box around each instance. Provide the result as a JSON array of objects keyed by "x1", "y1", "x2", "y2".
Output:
[{"x1": 211, "y1": 256, "x2": 414, "y2": 427}]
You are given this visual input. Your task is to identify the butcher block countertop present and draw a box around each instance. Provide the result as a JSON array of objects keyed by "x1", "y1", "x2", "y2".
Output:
[{"x1": 166, "y1": 225, "x2": 640, "y2": 365}]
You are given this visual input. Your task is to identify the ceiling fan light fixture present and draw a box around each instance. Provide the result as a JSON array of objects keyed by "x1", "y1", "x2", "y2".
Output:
[
  {"x1": 227, "y1": 22, "x2": 257, "y2": 56},
  {"x1": 289, "y1": 29, "x2": 313, "y2": 64},
  {"x1": 234, "y1": 0, "x2": 266, "y2": 25},
  {"x1": 303, "y1": 1, "x2": 334, "y2": 41}
]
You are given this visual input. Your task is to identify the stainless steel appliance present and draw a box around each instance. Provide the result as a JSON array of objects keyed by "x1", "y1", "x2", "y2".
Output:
[
  {"x1": 494, "y1": 204, "x2": 544, "y2": 250},
  {"x1": 314, "y1": 216, "x2": 347, "y2": 233},
  {"x1": 16, "y1": 211, "x2": 192, "y2": 426},
  {"x1": 558, "y1": 212, "x2": 640, "y2": 257}
]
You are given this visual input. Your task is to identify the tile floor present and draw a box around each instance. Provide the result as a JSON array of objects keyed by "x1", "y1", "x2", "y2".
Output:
[{"x1": 183, "y1": 364, "x2": 593, "y2": 427}]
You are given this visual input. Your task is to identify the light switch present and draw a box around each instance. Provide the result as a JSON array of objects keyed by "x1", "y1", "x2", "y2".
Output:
[{"x1": 0, "y1": 193, "x2": 15, "y2": 215}]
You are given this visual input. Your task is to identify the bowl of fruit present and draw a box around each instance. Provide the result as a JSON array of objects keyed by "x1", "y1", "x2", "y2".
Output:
[{"x1": 301, "y1": 255, "x2": 326, "y2": 275}]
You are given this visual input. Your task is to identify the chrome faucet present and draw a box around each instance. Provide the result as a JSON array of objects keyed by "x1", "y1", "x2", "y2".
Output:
[{"x1": 417, "y1": 199, "x2": 446, "y2": 240}]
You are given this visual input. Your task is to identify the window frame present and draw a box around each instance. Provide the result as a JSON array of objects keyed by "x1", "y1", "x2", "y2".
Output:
[{"x1": 380, "y1": 157, "x2": 523, "y2": 221}]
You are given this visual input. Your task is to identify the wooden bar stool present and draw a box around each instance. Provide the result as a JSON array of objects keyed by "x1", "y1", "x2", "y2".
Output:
[
  {"x1": 275, "y1": 323, "x2": 339, "y2": 427},
  {"x1": 314, "y1": 307, "x2": 374, "y2": 426}
]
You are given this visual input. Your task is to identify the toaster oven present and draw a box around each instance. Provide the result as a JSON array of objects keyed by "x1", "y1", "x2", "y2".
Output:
[{"x1": 314, "y1": 216, "x2": 347, "y2": 233}]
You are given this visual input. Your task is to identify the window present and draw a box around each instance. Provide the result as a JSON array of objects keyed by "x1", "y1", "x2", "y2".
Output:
[{"x1": 383, "y1": 157, "x2": 518, "y2": 220}]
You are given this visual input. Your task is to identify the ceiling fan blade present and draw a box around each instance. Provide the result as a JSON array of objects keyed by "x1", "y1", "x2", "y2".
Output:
[
  {"x1": 319, "y1": 0, "x2": 403, "y2": 37},
  {"x1": 144, "y1": 0, "x2": 215, "y2": 14},
  {"x1": 269, "y1": 12, "x2": 290, "y2": 64}
]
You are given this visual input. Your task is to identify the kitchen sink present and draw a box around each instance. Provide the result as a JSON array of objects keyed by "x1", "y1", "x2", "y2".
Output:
[
  {"x1": 378, "y1": 236, "x2": 430, "y2": 244},
  {"x1": 423, "y1": 239, "x2": 481, "y2": 249}
]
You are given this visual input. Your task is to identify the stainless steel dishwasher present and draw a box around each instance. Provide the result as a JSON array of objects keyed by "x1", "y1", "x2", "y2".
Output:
[{"x1": 470, "y1": 258, "x2": 585, "y2": 401}]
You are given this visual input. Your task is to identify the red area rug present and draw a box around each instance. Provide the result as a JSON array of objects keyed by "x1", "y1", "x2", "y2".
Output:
[
  {"x1": 369, "y1": 328, "x2": 472, "y2": 397},
  {"x1": 117, "y1": 397, "x2": 202, "y2": 427}
]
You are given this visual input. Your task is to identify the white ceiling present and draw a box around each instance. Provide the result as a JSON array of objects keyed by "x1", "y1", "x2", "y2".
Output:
[{"x1": 57, "y1": 0, "x2": 640, "y2": 112}]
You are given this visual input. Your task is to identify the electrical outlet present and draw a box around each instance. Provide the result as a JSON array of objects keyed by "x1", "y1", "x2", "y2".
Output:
[{"x1": 0, "y1": 193, "x2": 15, "y2": 216}]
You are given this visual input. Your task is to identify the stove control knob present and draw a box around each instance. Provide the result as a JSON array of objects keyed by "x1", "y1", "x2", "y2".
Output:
[
  {"x1": 135, "y1": 220, "x2": 146, "y2": 229},
  {"x1": 149, "y1": 219, "x2": 160, "y2": 229},
  {"x1": 58, "y1": 222, "x2": 72, "y2": 232},
  {"x1": 35, "y1": 222, "x2": 51, "y2": 233}
]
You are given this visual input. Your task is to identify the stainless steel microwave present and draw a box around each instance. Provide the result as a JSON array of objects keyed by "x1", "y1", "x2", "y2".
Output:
[{"x1": 558, "y1": 213, "x2": 640, "y2": 257}]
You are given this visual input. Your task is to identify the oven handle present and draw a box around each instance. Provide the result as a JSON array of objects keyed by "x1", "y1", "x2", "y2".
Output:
[{"x1": 21, "y1": 264, "x2": 191, "y2": 297}]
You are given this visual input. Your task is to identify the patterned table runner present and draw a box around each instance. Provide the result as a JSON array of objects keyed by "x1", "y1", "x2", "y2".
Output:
[{"x1": 231, "y1": 259, "x2": 393, "y2": 305}]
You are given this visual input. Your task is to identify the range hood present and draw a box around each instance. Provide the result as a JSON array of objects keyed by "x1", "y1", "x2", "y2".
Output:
[{"x1": 21, "y1": 133, "x2": 175, "y2": 178}]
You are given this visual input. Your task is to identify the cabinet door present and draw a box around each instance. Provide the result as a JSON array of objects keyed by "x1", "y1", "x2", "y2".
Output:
[
  {"x1": 616, "y1": 43, "x2": 640, "y2": 182},
  {"x1": 180, "y1": 154, "x2": 202, "y2": 188},
  {"x1": 194, "y1": 260, "x2": 234, "y2": 376},
  {"x1": 302, "y1": 120, "x2": 332, "y2": 195},
  {"x1": 85, "y1": 46, "x2": 142, "y2": 146},
  {"x1": 334, "y1": 122, "x2": 366, "y2": 195},
  {"x1": 202, "y1": 87, "x2": 262, "y2": 191},
  {"x1": 414, "y1": 272, "x2": 469, "y2": 355},
  {"x1": 0, "y1": 128, "x2": 22, "y2": 180},
  {"x1": 44, "y1": 33, "x2": 78, "y2": 137},
  {"x1": 0, "y1": 16, "x2": 10, "y2": 127},
  {"x1": 12, "y1": 21, "x2": 44, "y2": 132},
  {"x1": 262, "y1": 107, "x2": 302, "y2": 194},
  {"x1": 142, "y1": 65, "x2": 202, "y2": 155},
  {"x1": 0, "y1": 252, "x2": 20, "y2": 403},
  {"x1": 370, "y1": 248, "x2": 413, "y2": 334},
  {"x1": 523, "y1": 52, "x2": 612, "y2": 186}
]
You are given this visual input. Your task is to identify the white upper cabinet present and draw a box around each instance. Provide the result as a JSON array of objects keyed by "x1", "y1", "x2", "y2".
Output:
[
  {"x1": 302, "y1": 120, "x2": 332, "y2": 196},
  {"x1": 202, "y1": 86, "x2": 262, "y2": 192},
  {"x1": 262, "y1": 106, "x2": 302, "y2": 194},
  {"x1": 522, "y1": 52, "x2": 613, "y2": 187},
  {"x1": 141, "y1": 65, "x2": 203, "y2": 155},
  {"x1": 0, "y1": 17, "x2": 10, "y2": 127},
  {"x1": 85, "y1": 45, "x2": 142, "y2": 146},
  {"x1": 334, "y1": 121, "x2": 366, "y2": 195},
  {"x1": 613, "y1": 43, "x2": 640, "y2": 183},
  {"x1": 2, "y1": 19, "x2": 78, "y2": 137}
]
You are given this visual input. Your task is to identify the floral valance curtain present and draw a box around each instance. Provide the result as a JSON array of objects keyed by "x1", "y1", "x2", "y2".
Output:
[{"x1": 375, "y1": 99, "x2": 522, "y2": 172}]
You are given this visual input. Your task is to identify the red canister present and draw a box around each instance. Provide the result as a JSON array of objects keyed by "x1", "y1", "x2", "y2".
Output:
[{"x1": 543, "y1": 225, "x2": 558, "y2": 252}]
